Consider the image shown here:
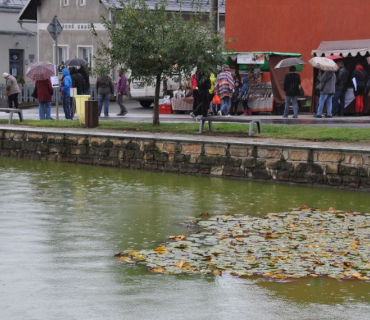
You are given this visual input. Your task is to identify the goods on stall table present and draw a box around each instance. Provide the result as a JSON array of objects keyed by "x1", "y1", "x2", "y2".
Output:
[{"x1": 171, "y1": 97, "x2": 194, "y2": 111}]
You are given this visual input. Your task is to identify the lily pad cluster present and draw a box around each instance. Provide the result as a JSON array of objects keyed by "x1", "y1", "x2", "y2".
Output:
[{"x1": 116, "y1": 208, "x2": 370, "y2": 281}]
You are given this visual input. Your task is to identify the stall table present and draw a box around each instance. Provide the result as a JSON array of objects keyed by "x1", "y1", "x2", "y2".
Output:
[{"x1": 171, "y1": 97, "x2": 193, "y2": 113}]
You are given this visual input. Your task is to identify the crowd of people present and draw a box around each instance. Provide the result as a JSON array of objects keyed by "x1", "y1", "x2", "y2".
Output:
[
  {"x1": 189, "y1": 64, "x2": 251, "y2": 121},
  {"x1": 4, "y1": 58, "x2": 370, "y2": 121},
  {"x1": 283, "y1": 58, "x2": 370, "y2": 119}
]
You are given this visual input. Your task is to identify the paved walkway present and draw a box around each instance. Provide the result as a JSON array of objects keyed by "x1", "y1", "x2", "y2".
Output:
[{"x1": 2, "y1": 100, "x2": 370, "y2": 128}]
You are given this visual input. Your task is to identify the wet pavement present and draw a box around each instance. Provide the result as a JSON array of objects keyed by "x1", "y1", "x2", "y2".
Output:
[{"x1": 2, "y1": 100, "x2": 370, "y2": 128}]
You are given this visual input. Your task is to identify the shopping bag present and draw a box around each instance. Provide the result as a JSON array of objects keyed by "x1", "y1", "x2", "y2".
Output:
[
  {"x1": 212, "y1": 94, "x2": 221, "y2": 105},
  {"x1": 3, "y1": 89, "x2": 8, "y2": 96}
]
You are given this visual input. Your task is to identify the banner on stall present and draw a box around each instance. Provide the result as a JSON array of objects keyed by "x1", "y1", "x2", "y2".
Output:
[{"x1": 237, "y1": 53, "x2": 265, "y2": 65}]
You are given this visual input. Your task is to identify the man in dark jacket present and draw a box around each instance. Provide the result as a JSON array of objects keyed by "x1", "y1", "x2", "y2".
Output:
[
  {"x1": 190, "y1": 72, "x2": 211, "y2": 120},
  {"x1": 283, "y1": 66, "x2": 301, "y2": 118},
  {"x1": 70, "y1": 67, "x2": 84, "y2": 95},
  {"x1": 333, "y1": 60, "x2": 349, "y2": 116},
  {"x1": 78, "y1": 64, "x2": 90, "y2": 95}
]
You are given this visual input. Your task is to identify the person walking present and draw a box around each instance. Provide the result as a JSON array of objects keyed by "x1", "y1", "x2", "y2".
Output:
[
  {"x1": 78, "y1": 64, "x2": 90, "y2": 95},
  {"x1": 352, "y1": 64, "x2": 368, "y2": 116},
  {"x1": 214, "y1": 65, "x2": 234, "y2": 117},
  {"x1": 283, "y1": 66, "x2": 301, "y2": 118},
  {"x1": 115, "y1": 69, "x2": 129, "y2": 116},
  {"x1": 191, "y1": 72, "x2": 198, "y2": 111},
  {"x1": 36, "y1": 78, "x2": 53, "y2": 120},
  {"x1": 332, "y1": 60, "x2": 349, "y2": 116},
  {"x1": 190, "y1": 72, "x2": 211, "y2": 120},
  {"x1": 61, "y1": 68, "x2": 72, "y2": 120},
  {"x1": 314, "y1": 70, "x2": 336, "y2": 118},
  {"x1": 96, "y1": 74, "x2": 114, "y2": 117},
  {"x1": 230, "y1": 79, "x2": 240, "y2": 115},
  {"x1": 239, "y1": 76, "x2": 251, "y2": 116},
  {"x1": 3, "y1": 72, "x2": 21, "y2": 109},
  {"x1": 70, "y1": 67, "x2": 84, "y2": 95}
]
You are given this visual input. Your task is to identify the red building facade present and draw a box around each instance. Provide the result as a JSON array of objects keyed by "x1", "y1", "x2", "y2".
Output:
[{"x1": 225, "y1": 0, "x2": 370, "y2": 91}]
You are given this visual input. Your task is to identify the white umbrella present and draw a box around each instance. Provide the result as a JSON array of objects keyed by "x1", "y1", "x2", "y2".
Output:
[
  {"x1": 274, "y1": 57, "x2": 306, "y2": 69},
  {"x1": 308, "y1": 57, "x2": 339, "y2": 72}
]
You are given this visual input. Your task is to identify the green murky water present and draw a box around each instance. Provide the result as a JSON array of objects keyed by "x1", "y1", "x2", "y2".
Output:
[{"x1": 1, "y1": 157, "x2": 370, "y2": 320}]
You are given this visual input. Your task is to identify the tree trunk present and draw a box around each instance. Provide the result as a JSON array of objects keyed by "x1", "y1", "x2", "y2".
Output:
[
  {"x1": 153, "y1": 73, "x2": 161, "y2": 126},
  {"x1": 210, "y1": 0, "x2": 218, "y2": 34}
]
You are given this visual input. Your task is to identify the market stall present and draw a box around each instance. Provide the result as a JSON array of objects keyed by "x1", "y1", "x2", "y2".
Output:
[
  {"x1": 224, "y1": 51, "x2": 303, "y2": 114},
  {"x1": 311, "y1": 39, "x2": 370, "y2": 114}
]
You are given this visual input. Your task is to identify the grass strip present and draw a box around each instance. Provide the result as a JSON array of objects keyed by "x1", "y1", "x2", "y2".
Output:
[{"x1": 2, "y1": 119, "x2": 370, "y2": 143}]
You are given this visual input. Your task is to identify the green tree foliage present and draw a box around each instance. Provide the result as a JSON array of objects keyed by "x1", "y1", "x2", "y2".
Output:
[{"x1": 92, "y1": 0, "x2": 224, "y2": 125}]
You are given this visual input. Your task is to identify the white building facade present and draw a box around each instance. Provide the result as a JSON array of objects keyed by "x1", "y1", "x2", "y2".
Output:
[{"x1": 19, "y1": 0, "x2": 225, "y2": 70}]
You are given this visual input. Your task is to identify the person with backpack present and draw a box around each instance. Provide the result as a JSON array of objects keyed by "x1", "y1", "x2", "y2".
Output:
[
  {"x1": 283, "y1": 66, "x2": 301, "y2": 118},
  {"x1": 314, "y1": 70, "x2": 336, "y2": 118},
  {"x1": 352, "y1": 64, "x2": 368, "y2": 116}
]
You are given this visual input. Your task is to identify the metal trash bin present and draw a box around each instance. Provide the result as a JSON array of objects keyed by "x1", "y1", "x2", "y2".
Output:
[{"x1": 85, "y1": 100, "x2": 99, "y2": 128}]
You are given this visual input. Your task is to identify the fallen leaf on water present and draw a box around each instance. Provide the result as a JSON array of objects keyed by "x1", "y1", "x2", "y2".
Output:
[
  {"x1": 174, "y1": 259, "x2": 185, "y2": 268},
  {"x1": 150, "y1": 267, "x2": 165, "y2": 273}
]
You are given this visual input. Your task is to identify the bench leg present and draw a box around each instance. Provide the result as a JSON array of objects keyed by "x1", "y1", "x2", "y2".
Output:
[
  {"x1": 199, "y1": 120, "x2": 205, "y2": 134},
  {"x1": 256, "y1": 121, "x2": 262, "y2": 133},
  {"x1": 8, "y1": 112, "x2": 13, "y2": 124},
  {"x1": 18, "y1": 111, "x2": 23, "y2": 122},
  {"x1": 248, "y1": 121, "x2": 254, "y2": 136},
  {"x1": 208, "y1": 121, "x2": 212, "y2": 131}
]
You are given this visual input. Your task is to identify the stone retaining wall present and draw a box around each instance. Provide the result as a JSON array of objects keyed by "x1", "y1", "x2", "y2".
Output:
[{"x1": 1, "y1": 128, "x2": 370, "y2": 189}]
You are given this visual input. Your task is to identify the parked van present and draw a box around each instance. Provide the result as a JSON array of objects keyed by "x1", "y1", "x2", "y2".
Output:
[{"x1": 130, "y1": 74, "x2": 188, "y2": 107}]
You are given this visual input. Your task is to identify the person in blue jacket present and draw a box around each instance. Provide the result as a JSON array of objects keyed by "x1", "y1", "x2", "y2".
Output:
[{"x1": 61, "y1": 68, "x2": 72, "y2": 120}]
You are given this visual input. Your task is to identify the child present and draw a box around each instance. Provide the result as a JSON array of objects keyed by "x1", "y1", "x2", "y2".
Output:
[
  {"x1": 211, "y1": 93, "x2": 221, "y2": 115},
  {"x1": 230, "y1": 80, "x2": 240, "y2": 115},
  {"x1": 239, "y1": 77, "x2": 251, "y2": 116}
]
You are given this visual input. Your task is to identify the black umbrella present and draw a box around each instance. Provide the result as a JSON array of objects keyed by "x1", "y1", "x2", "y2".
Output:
[{"x1": 64, "y1": 58, "x2": 87, "y2": 67}]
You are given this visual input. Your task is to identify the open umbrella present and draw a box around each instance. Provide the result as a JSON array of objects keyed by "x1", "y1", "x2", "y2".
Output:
[
  {"x1": 308, "y1": 57, "x2": 339, "y2": 71},
  {"x1": 26, "y1": 61, "x2": 55, "y2": 81},
  {"x1": 64, "y1": 58, "x2": 87, "y2": 67},
  {"x1": 325, "y1": 55, "x2": 343, "y2": 60},
  {"x1": 274, "y1": 57, "x2": 306, "y2": 69}
]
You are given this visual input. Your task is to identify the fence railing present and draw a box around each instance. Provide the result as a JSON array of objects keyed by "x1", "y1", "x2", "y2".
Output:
[{"x1": 0, "y1": 84, "x2": 99, "y2": 106}]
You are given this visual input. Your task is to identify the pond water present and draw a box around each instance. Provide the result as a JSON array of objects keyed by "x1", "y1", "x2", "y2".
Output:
[{"x1": 1, "y1": 157, "x2": 370, "y2": 320}]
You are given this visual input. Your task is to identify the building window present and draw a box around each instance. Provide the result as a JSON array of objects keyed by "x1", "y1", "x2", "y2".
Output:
[
  {"x1": 77, "y1": 46, "x2": 93, "y2": 66},
  {"x1": 61, "y1": 0, "x2": 68, "y2": 6},
  {"x1": 78, "y1": 0, "x2": 86, "y2": 6},
  {"x1": 54, "y1": 45, "x2": 69, "y2": 67}
]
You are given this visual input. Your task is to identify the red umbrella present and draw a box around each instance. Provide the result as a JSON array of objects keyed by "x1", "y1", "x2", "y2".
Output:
[
  {"x1": 26, "y1": 61, "x2": 55, "y2": 81},
  {"x1": 325, "y1": 55, "x2": 343, "y2": 60}
]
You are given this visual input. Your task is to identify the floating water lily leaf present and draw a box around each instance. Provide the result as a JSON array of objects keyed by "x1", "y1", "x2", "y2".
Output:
[{"x1": 116, "y1": 208, "x2": 370, "y2": 281}]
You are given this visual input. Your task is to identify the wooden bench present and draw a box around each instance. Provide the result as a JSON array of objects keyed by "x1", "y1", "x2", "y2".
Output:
[
  {"x1": 0, "y1": 108, "x2": 24, "y2": 124},
  {"x1": 199, "y1": 117, "x2": 262, "y2": 136}
]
